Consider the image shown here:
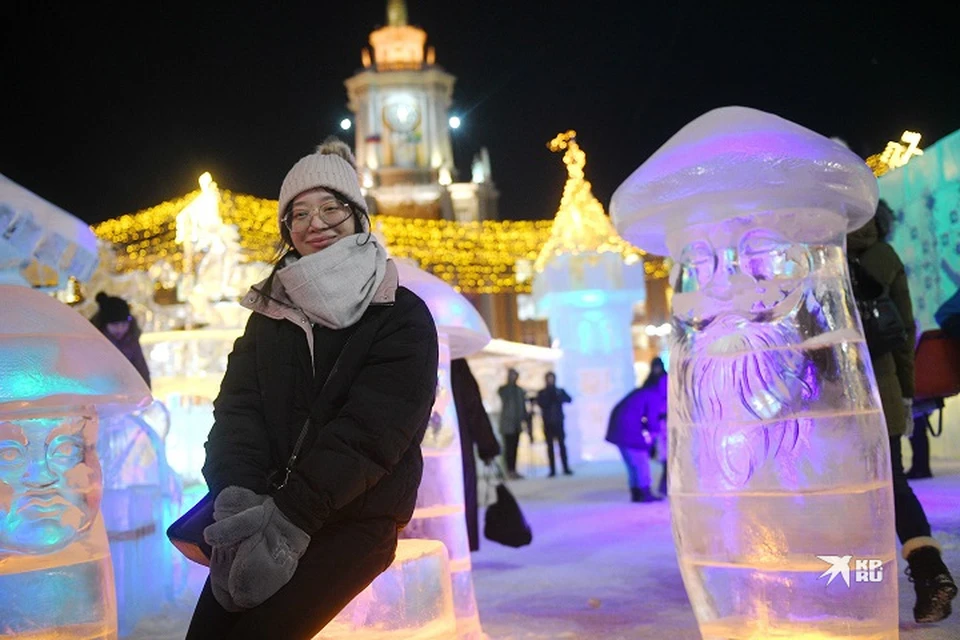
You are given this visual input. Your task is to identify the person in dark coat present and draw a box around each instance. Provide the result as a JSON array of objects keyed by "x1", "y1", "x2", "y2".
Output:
[
  {"x1": 91, "y1": 292, "x2": 151, "y2": 387},
  {"x1": 497, "y1": 369, "x2": 527, "y2": 479},
  {"x1": 187, "y1": 138, "x2": 439, "y2": 639},
  {"x1": 451, "y1": 358, "x2": 501, "y2": 552},
  {"x1": 535, "y1": 372, "x2": 573, "y2": 477},
  {"x1": 847, "y1": 200, "x2": 956, "y2": 623},
  {"x1": 606, "y1": 358, "x2": 666, "y2": 503}
]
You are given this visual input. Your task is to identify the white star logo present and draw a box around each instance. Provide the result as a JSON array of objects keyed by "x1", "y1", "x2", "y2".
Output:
[{"x1": 817, "y1": 555, "x2": 852, "y2": 587}]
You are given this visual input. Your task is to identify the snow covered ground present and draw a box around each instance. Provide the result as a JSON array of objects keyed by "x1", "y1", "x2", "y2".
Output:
[
  {"x1": 125, "y1": 458, "x2": 960, "y2": 639},
  {"x1": 471, "y1": 459, "x2": 960, "y2": 639}
]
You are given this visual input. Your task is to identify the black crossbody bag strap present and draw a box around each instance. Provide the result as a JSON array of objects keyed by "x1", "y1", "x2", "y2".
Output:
[{"x1": 270, "y1": 307, "x2": 388, "y2": 490}]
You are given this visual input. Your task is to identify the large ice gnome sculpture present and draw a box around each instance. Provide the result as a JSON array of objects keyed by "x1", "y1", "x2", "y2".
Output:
[
  {"x1": 611, "y1": 107, "x2": 899, "y2": 638},
  {"x1": 0, "y1": 286, "x2": 151, "y2": 638}
]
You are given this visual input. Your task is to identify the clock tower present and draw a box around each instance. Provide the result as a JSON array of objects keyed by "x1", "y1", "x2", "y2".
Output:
[{"x1": 346, "y1": 1, "x2": 498, "y2": 222}]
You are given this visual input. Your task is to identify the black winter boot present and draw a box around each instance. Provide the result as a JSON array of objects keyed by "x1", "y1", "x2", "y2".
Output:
[
  {"x1": 906, "y1": 546, "x2": 958, "y2": 623},
  {"x1": 631, "y1": 487, "x2": 662, "y2": 503}
]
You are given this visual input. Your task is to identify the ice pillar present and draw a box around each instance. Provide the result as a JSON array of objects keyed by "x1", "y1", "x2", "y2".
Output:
[
  {"x1": 0, "y1": 285, "x2": 151, "y2": 639},
  {"x1": 394, "y1": 261, "x2": 491, "y2": 640},
  {"x1": 531, "y1": 130, "x2": 647, "y2": 463},
  {"x1": 532, "y1": 253, "x2": 645, "y2": 462},
  {"x1": 611, "y1": 107, "x2": 899, "y2": 638}
]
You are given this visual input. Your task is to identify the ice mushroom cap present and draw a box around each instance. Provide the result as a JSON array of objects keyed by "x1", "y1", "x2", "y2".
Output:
[
  {"x1": 610, "y1": 106, "x2": 879, "y2": 256},
  {"x1": 0, "y1": 285, "x2": 151, "y2": 415},
  {"x1": 394, "y1": 260, "x2": 491, "y2": 359}
]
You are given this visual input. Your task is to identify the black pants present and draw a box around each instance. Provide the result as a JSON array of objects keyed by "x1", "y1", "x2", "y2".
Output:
[
  {"x1": 502, "y1": 432, "x2": 520, "y2": 472},
  {"x1": 186, "y1": 518, "x2": 398, "y2": 639},
  {"x1": 890, "y1": 437, "x2": 932, "y2": 544},
  {"x1": 908, "y1": 415, "x2": 932, "y2": 476},
  {"x1": 544, "y1": 423, "x2": 569, "y2": 473}
]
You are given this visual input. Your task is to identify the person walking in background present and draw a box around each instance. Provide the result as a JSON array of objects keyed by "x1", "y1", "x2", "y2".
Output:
[
  {"x1": 451, "y1": 358, "x2": 501, "y2": 552},
  {"x1": 536, "y1": 372, "x2": 573, "y2": 477},
  {"x1": 91, "y1": 292, "x2": 151, "y2": 388},
  {"x1": 647, "y1": 359, "x2": 669, "y2": 497},
  {"x1": 847, "y1": 200, "x2": 957, "y2": 623},
  {"x1": 605, "y1": 358, "x2": 667, "y2": 503},
  {"x1": 497, "y1": 369, "x2": 528, "y2": 480}
]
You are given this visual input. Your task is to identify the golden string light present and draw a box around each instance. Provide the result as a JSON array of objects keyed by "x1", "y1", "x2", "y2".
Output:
[
  {"x1": 92, "y1": 182, "x2": 669, "y2": 295},
  {"x1": 535, "y1": 130, "x2": 644, "y2": 273},
  {"x1": 866, "y1": 130, "x2": 923, "y2": 177}
]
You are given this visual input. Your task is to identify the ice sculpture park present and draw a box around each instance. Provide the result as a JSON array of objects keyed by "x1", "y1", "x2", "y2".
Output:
[
  {"x1": 3, "y1": 119, "x2": 960, "y2": 637},
  {"x1": 612, "y1": 106, "x2": 900, "y2": 638}
]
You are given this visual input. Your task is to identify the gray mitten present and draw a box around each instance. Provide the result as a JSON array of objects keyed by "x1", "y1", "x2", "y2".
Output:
[
  {"x1": 225, "y1": 497, "x2": 311, "y2": 609},
  {"x1": 204, "y1": 487, "x2": 268, "y2": 611}
]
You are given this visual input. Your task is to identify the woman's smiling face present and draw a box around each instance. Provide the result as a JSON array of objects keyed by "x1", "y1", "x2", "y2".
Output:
[{"x1": 286, "y1": 188, "x2": 357, "y2": 257}]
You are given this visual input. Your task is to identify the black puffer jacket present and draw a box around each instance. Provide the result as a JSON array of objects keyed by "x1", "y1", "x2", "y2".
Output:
[{"x1": 202, "y1": 287, "x2": 439, "y2": 535}]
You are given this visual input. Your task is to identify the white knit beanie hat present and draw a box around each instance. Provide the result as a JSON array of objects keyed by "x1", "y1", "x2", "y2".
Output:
[{"x1": 277, "y1": 138, "x2": 367, "y2": 230}]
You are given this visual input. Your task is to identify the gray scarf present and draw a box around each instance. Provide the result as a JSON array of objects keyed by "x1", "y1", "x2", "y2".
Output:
[{"x1": 276, "y1": 235, "x2": 388, "y2": 329}]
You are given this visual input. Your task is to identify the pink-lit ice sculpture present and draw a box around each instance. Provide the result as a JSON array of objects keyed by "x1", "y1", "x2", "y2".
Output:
[
  {"x1": 0, "y1": 286, "x2": 151, "y2": 638},
  {"x1": 394, "y1": 260, "x2": 491, "y2": 640},
  {"x1": 611, "y1": 107, "x2": 899, "y2": 638}
]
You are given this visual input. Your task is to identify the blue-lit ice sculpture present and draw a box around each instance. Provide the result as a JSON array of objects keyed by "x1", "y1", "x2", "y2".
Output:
[
  {"x1": 0, "y1": 285, "x2": 151, "y2": 638},
  {"x1": 611, "y1": 107, "x2": 899, "y2": 638}
]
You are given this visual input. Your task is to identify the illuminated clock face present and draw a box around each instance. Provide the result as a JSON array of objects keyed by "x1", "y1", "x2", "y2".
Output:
[{"x1": 382, "y1": 99, "x2": 421, "y2": 133}]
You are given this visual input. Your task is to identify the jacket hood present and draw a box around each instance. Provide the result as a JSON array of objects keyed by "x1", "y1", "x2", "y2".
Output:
[{"x1": 847, "y1": 217, "x2": 879, "y2": 256}]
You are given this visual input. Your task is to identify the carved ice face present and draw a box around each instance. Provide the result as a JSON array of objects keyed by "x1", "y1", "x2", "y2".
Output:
[
  {"x1": 671, "y1": 223, "x2": 812, "y2": 329},
  {"x1": 667, "y1": 218, "x2": 825, "y2": 486},
  {"x1": 0, "y1": 410, "x2": 100, "y2": 554}
]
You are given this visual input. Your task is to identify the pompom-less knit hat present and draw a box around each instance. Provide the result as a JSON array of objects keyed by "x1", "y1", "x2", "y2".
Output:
[{"x1": 277, "y1": 138, "x2": 368, "y2": 231}]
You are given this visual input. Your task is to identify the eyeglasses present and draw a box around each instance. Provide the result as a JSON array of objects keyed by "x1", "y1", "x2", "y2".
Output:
[
  {"x1": 284, "y1": 200, "x2": 353, "y2": 233},
  {"x1": 673, "y1": 231, "x2": 810, "y2": 293}
]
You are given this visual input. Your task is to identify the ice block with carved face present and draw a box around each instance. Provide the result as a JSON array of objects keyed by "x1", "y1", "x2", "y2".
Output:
[
  {"x1": 611, "y1": 107, "x2": 899, "y2": 639},
  {"x1": 0, "y1": 285, "x2": 150, "y2": 638}
]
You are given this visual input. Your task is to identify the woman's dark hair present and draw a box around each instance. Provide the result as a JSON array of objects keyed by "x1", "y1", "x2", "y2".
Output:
[{"x1": 874, "y1": 199, "x2": 894, "y2": 241}]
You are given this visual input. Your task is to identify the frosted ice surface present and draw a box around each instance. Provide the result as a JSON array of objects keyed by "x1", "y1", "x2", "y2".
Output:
[
  {"x1": 610, "y1": 108, "x2": 899, "y2": 638},
  {"x1": 316, "y1": 539, "x2": 456, "y2": 639},
  {"x1": 610, "y1": 106, "x2": 879, "y2": 257},
  {"x1": 392, "y1": 261, "x2": 489, "y2": 637},
  {"x1": 0, "y1": 285, "x2": 150, "y2": 638},
  {"x1": 0, "y1": 285, "x2": 151, "y2": 414},
  {"x1": 394, "y1": 260, "x2": 490, "y2": 359}
]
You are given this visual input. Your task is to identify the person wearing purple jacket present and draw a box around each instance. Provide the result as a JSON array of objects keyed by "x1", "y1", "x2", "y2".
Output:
[
  {"x1": 606, "y1": 358, "x2": 667, "y2": 502},
  {"x1": 91, "y1": 292, "x2": 151, "y2": 388}
]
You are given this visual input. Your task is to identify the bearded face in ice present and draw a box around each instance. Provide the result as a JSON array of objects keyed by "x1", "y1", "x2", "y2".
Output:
[{"x1": 669, "y1": 217, "x2": 823, "y2": 485}]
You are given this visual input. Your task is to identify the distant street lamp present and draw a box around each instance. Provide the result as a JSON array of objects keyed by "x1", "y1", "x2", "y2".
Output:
[
  {"x1": 340, "y1": 118, "x2": 352, "y2": 131},
  {"x1": 449, "y1": 116, "x2": 461, "y2": 130}
]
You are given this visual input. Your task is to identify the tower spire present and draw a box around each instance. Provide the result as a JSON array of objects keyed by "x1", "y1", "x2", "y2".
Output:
[{"x1": 387, "y1": 0, "x2": 408, "y2": 26}]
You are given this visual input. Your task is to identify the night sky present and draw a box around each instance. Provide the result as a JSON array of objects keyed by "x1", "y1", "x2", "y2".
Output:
[{"x1": 5, "y1": 1, "x2": 959, "y2": 226}]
